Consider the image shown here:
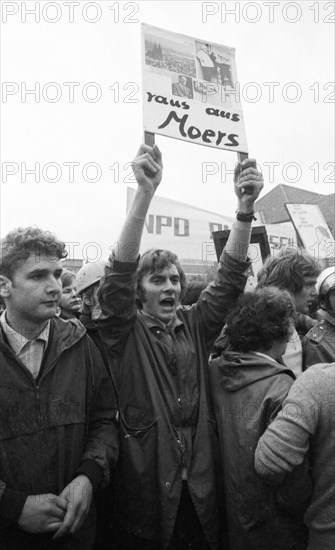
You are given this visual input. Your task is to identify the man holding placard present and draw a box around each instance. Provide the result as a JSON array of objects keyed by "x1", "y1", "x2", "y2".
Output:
[{"x1": 95, "y1": 143, "x2": 263, "y2": 549}]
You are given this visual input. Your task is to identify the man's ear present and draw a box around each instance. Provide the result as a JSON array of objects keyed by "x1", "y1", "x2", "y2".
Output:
[{"x1": 0, "y1": 275, "x2": 12, "y2": 298}]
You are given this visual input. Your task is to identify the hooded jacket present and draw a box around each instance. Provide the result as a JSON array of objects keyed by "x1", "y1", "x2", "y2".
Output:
[
  {"x1": 0, "y1": 316, "x2": 118, "y2": 549},
  {"x1": 209, "y1": 350, "x2": 309, "y2": 550}
]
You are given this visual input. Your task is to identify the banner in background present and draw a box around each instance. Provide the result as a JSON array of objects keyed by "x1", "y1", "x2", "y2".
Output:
[
  {"x1": 127, "y1": 187, "x2": 234, "y2": 261},
  {"x1": 264, "y1": 221, "x2": 297, "y2": 253},
  {"x1": 127, "y1": 189, "x2": 300, "y2": 263},
  {"x1": 286, "y1": 203, "x2": 335, "y2": 261}
]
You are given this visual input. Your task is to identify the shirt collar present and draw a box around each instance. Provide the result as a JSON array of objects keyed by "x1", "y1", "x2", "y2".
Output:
[{"x1": 0, "y1": 310, "x2": 50, "y2": 354}]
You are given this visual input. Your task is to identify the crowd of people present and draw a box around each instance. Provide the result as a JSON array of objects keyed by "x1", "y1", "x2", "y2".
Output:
[{"x1": 0, "y1": 144, "x2": 334, "y2": 550}]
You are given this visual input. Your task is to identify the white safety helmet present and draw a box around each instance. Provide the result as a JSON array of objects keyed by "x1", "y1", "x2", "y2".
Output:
[
  {"x1": 76, "y1": 260, "x2": 107, "y2": 296},
  {"x1": 316, "y1": 267, "x2": 335, "y2": 311}
]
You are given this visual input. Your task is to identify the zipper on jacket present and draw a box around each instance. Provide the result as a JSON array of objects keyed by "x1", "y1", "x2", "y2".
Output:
[
  {"x1": 35, "y1": 341, "x2": 77, "y2": 421},
  {"x1": 38, "y1": 342, "x2": 76, "y2": 386},
  {"x1": 35, "y1": 384, "x2": 43, "y2": 426}
]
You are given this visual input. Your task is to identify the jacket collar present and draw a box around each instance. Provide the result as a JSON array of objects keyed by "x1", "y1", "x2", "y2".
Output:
[
  {"x1": 0, "y1": 310, "x2": 50, "y2": 354},
  {"x1": 210, "y1": 350, "x2": 295, "y2": 392},
  {"x1": 139, "y1": 310, "x2": 184, "y2": 332},
  {"x1": 0, "y1": 315, "x2": 86, "y2": 373}
]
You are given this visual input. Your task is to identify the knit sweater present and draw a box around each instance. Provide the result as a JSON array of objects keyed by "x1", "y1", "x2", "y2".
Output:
[{"x1": 255, "y1": 363, "x2": 335, "y2": 550}]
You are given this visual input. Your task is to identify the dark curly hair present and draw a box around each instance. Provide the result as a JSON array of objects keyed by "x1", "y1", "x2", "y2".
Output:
[
  {"x1": 257, "y1": 249, "x2": 320, "y2": 295},
  {"x1": 0, "y1": 227, "x2": 67, "y2": 279},
  {"x1": 225, "y1": 286, "x2": 295, "y2": 352},
  {"x1": 136, "y1": 248, "x2": 187, "y2": 308}
]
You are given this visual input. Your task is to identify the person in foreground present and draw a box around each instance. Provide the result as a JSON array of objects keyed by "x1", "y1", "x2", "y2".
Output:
[
  {"x1": 94, "y1": 143, "x2": 263, "y2": 549},
  {"x1": 209, "y1": 287, "x2": 311, "y2": 550},
  {"x1": 0, "y1": 227, "x2": 118, "y2": 550},
  {"x1": 255, "y1": 362, "x2": 335, "y2": 550}
]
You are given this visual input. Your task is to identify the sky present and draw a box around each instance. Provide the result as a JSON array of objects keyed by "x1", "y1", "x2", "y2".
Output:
[{"x1": 1, "y1": 0, "x2": 334, "y2": 260}]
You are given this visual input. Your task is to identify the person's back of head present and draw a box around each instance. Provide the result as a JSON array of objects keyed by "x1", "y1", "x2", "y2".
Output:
[{"x1": 225, "y1": 286, "x2": 295, "y2": 354}]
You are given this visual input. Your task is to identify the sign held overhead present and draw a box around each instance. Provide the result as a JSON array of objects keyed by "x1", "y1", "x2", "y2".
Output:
[{"x1": 142, "y1": 23, "x2": 248, "y2": 153}]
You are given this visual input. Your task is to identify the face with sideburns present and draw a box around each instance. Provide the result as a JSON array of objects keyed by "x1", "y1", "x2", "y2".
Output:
[
  {"x1": 139, "y1": 265, "x2": 182, "y2": 324},
  {"x1": 0, "y1": 253, "x2": 63, "y2": 328},
  {"x1": 293, "y1": 276, "x2": 318, "y2": 314}
]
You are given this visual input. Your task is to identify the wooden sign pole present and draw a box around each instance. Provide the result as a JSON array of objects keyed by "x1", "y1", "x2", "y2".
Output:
[
  {"x1": 237, "y1": 152, "x2": 248, "y2": 163},
  {"x1": 237, "y1": 151, "x2": 254, "y2": 194},
  {"x1": 144, "y1": 131, "x2": 155, "y2": 146}
]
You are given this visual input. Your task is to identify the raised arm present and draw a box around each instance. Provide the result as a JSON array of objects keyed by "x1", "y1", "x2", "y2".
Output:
[
  {"x1": 182, "y1": 158, "x2": 264, "y2": 345},
  {"x1": 94, "y1": 144, "x2": 163, "y2": 369},
  {"x1": 225, "y1": 158, "x2": 264, "y2": 261},
  {"x1": 114, "y1": 143, "x2": 163, "y2": 262}
]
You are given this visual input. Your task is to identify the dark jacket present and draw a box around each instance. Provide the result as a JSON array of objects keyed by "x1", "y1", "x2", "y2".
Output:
[
  {"x1": 209, "y1": 350, "x2": 309, "y2": 550},
  {"x1": 79, "y1": 313, "x2": 116, "y2": 382},
  {"x1": 0, "y1": 316, "x2": 118, "y2": 549},
  {"x1": 294, "y1": 313, "x2": 317, "y2": 372},
  {"x1": 79, "y1": 312, "x2": 119, "y2": 550},
  {"x1": 295, "y1": 313, "x2": 316, "y2": 339},
  {"x1": 95, "y1": 250, "x2": 250, "y2": 549},
  {"x1": 305, "y1": 313, "x2": 335, "y2": 366}
]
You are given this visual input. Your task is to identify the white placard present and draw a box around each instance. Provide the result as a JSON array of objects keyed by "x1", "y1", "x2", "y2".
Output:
[
  {"x1": 142, "y1": 23, "x2": 248, "y2": 153},
  {"x1": 286, "y1": 203, "x2": 335, "y2": 261}
]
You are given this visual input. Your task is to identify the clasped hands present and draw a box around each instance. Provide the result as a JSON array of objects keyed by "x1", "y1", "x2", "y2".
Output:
[{"x1": 18, "y1": 474, "x2": 92, "y2": 539}]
